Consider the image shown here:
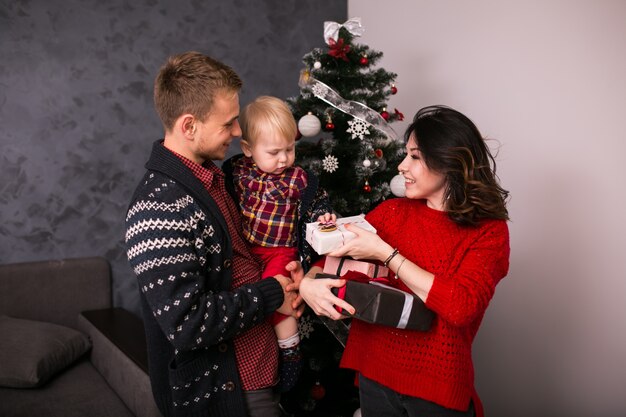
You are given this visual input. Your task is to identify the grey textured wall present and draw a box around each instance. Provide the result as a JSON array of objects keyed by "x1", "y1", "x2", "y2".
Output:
[{"x1": 0, "y1": 0, "x2": 346, "y2": 316}]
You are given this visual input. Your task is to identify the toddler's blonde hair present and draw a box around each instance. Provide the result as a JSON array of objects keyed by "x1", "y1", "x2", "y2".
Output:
[{"x1": 240, "y1": 96, "x2": 298, "y2": 144}]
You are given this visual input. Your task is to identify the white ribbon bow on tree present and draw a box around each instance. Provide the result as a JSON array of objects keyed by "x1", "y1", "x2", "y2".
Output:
[{"x1": 323, "y1": 17, "x2": 365, "y2": 45}]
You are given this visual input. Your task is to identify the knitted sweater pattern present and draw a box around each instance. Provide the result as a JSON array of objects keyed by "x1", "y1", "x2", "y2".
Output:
[
  {"x1": 125, "y1": 141, "x2": 284, "y2": 417},
  {"x1": 340, "y1": 198, "x2": 510, "y2": 416}
]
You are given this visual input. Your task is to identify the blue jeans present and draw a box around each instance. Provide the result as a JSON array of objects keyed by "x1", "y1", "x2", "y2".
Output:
[{"x1": 358, "y1": 375, "x2": 475, "y2": 417}]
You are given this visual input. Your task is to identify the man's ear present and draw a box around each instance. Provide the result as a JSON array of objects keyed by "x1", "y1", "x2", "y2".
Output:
[
  {"x1": 177, "y1": 114, "x2": 196, "y2": 139},
  {"x1": 240, "y1": 139, "x2": 253, "y2": 157}
]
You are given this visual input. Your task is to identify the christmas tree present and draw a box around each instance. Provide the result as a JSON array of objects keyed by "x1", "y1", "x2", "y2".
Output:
[
  {"x1": 288, "y1": 18, "x2": 405, "y2": 216},
  {"x1": 279, "y1": 19, "x2": 406, "y2": 417}
]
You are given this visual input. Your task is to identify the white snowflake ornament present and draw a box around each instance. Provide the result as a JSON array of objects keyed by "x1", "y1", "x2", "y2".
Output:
[
  {"x1": 298, "y1": 314, "x2": 315, "y2": 339},
  {"x1": 322, "y1": 154, "x2": 339, "y2": 173},
  {"x1": 347, "y1": 118, "x2": 370, "y2": 140}
]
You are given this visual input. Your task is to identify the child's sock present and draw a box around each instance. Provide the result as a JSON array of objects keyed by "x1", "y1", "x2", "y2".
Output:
[{"x1": 277, "y1": 333, "x2": 302, "y2": 392}]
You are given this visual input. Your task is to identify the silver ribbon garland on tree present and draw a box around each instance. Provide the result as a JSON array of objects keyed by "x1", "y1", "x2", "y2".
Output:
[
  {"x1": 323, "y1": 17, "x2": 366, "y2": 45},
  {"x1": 299, "y1": 69, "x2": 400, "y2": 142}
]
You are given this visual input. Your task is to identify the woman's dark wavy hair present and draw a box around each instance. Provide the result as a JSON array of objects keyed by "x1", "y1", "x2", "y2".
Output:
[{"x1": 405, "y1": 105, "x2": 510, "y2": 226}]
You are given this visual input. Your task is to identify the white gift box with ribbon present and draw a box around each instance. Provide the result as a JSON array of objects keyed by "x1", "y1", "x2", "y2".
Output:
[{"x1": 305, "y1": 215, "x2": 377, "y2": 255}]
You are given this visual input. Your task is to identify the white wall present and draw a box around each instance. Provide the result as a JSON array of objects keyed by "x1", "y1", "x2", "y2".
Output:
[{"x1": 349, "y1": 1, "x2": 626, "y2": 416}]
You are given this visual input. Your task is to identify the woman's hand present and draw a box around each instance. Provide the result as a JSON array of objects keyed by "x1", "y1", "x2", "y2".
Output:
[
  {"x1": 327, "y1": 223, "x2": 393, "y2": 262},
  {"x1": 298, "y1": 276, "x2": 355, "y2": 320}
]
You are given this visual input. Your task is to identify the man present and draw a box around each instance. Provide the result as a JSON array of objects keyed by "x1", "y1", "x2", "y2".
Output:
[{"x1": 125, "y1": 51, "x2": 299, "y2": 417}]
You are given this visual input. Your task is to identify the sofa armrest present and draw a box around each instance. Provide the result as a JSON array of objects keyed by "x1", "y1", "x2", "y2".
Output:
[{"x1": 78, "y1": 308, "x2": 162, "y2": 417}]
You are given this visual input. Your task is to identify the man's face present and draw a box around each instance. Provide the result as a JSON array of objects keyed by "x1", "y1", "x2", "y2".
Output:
[{"x1": 192, "y1": 90, "x2": 241, "y2": 162}]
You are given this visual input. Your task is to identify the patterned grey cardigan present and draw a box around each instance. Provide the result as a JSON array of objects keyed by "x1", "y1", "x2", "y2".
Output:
[{"x1": 125, "y1": 141, "x2": 284, "y2": 417}]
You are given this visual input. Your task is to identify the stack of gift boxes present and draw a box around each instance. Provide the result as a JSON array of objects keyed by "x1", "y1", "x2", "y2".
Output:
[{"x1": 305, "y1": 216, "x2": 434, "y2": 331}]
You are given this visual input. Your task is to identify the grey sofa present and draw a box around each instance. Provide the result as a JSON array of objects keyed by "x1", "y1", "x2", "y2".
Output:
[{"x1": 0, "y1": 257, "x2": 162, "y2": 417}]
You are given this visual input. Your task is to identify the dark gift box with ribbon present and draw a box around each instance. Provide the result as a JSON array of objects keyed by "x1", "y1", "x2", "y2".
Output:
[{"x1": 316, "y1": 272, "x2": 435, "y2": 331}]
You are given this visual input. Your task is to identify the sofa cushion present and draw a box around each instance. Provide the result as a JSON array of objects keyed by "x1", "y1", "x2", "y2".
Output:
[
  {"x1": 0, "y1": 359, "x2": 135, "y2": 417},
  {"x1": 0, "y1": 315, "x2": 91, "y2": 388}
]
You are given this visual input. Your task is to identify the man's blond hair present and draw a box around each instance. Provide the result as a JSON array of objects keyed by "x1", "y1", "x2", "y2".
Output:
[{"x1": 154, "y1": 51, "x2": 242, "y2": 131}]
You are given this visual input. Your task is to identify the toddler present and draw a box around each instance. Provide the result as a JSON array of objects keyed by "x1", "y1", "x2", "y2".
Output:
[{"x1": 224, "y1": 96, "x2": 335, "y2": 392}]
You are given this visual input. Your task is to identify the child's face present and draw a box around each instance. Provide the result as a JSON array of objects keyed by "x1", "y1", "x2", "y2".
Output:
[{"x1": 242, "y1": 130, "x2": 295, "y2": 175}]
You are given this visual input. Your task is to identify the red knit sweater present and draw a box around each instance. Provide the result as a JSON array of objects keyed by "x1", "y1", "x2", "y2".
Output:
[{"x1": 340, "y1": 198, "x2": 509, "y2": 416}]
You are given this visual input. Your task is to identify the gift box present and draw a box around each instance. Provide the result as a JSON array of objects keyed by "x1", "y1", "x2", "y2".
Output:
[
  {"x1": 323, "y1": 256, "x2": 388, "y2": 279},
  {"x1": 305, "y1": 215, "x2": 377, "y2": 255},
  {"x1": 316, "y1": 273, "x2": 435, "y2": 331}
]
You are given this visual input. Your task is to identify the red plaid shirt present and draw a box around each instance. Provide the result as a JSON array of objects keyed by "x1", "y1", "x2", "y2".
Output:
[
  {"x1": 232, "y1": 156, "x2": 308, "y2": 247},
  {"x1": 173, "y1": 149, "x2": 279, "y2": 391}
]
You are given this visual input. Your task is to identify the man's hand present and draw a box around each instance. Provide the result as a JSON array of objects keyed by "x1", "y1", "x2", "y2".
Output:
[
  {"x1": 283, "y1": 261, "x2": 307, "y2": 318},
  {"x1": 285, "y1": 260, "x2": 304, "y2": 289},
  {"x1": 274, "y1": 274, "x2": 298, "y2": 317}
]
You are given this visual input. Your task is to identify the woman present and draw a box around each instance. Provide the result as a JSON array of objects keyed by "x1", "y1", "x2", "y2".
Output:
[{"x1": 296, "y1": 105, "x2": 510, "y2": 417}]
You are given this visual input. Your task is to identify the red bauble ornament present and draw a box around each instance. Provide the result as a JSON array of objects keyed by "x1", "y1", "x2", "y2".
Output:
[
  {"x1": 310, "y1": 382, "x2": 326, "y2": 400},
  {"x1": 324, "y1": 122, "x2": 335, "y2": 131},
  {"x1": 381, "y1": 110, "x2": 390, "y2": 121},
  {"x1": 374, "y1": 148, "x2": 383, "y2": 158},
  {"x1": 295, "y1": 130, "x2": 302, "y2": 141},
  {"x1": 359, "y1": 55, "x2": 368, "y2": 65},
  {"x1": 391, "y1": 84, "x2": 398, "y2": 95},
  {"x1": 363, "y1": 180, "x2": 372, "y2": 193}
]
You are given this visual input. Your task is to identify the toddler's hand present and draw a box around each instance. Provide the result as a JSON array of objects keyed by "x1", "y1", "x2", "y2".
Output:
[{"x1": 317, "y1": 212, "x2": 337, "y2": 224}]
